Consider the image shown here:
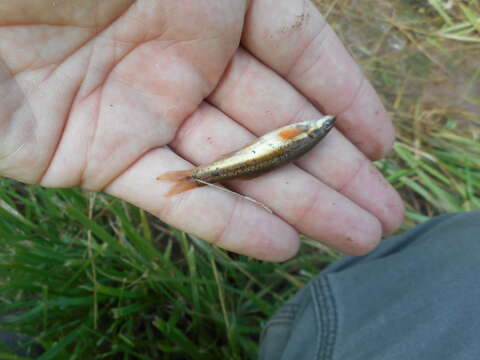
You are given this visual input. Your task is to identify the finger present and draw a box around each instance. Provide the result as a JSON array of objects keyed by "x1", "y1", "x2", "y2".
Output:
[
  {"x1": 242, "y1": 0, "x2": 395, "y2": 160},
  {"x1": 171, "y1": 103, "x2": 383, "y2": 255},
  {"x1": 105, "y1": 147, "x2": 300, "y2": 262},
  {"x1": 209, "y1": 49, "x2": 404, "y2": 235},
  {"x1": 0, "y1": 57, "x2": 39, "y2": 183}
]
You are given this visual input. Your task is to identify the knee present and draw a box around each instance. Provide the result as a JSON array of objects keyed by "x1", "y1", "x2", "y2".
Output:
[
  {"x1": 422, "y1": 212, "x2": 480, "y2": 248},
  {"x1": 406, "y1": 211, "x2": 480, "y2": 272}
]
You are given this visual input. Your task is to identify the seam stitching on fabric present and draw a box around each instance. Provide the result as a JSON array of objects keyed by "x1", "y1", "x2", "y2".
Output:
[
  {"x1": 313, "y1": 276, "x2": 338, "y2": 360},
  {"x1": 259, "y1": 303, "x2": 299, "y2": 349},
  {"x1": 311, "y1": 277, "x2": 324, "y2": 360},
  {"x1": 325, "y1": 276, "x2": 338, "y2": 360}
]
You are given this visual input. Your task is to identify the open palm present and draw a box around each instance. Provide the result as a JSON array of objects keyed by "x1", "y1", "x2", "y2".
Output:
[{"x1": 0, "y1": 0, "x2": 403, "y2": 261}]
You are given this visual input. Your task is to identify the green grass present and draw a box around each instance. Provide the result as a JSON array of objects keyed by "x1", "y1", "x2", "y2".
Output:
[
  {"x1": 1, "y1": 1, "x2": 479, "y2": 359},
  {"x1": 0, "y1": 183, "x2": 339, "y2": 359}
]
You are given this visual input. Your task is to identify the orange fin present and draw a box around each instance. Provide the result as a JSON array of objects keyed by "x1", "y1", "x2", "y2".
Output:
[
  {"x1": 164, "y1": 180, "x2": 200, "y2": 197},
  {"x1": 156, "y1": 169, "x2": 193, "y2": 182},
  {"x1": 277, "y1": 127, "x2": 304, "y2": 140}
]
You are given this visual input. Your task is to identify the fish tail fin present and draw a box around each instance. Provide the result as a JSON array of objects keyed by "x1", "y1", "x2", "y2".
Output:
[
  {"x1": 164, "y1": 180, "x2": 199, "y2": 197},
  {"x1": 156, "y1": 169, "x2": 199, "y2": 197},
  {"x1": 156, "y1": 169, "x2": 193, "y2": 182}
]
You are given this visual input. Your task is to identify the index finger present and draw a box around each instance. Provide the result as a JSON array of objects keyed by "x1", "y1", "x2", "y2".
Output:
[{"x1": 242, "y1": 0, "x2": 395, "y2": 160}]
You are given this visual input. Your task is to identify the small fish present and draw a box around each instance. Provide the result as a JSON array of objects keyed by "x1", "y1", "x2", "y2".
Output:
[{"x1": 157, "y1": 115, "x2": 336, "y2": 197}]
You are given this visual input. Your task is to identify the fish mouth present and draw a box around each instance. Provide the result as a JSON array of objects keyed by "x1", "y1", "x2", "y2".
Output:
[
  {"x1": 309, "y1": 115, "x2": 336, "y2": 138},
  {"x1": 322, "y1": 115, "x2": 336, "y2": 131}
]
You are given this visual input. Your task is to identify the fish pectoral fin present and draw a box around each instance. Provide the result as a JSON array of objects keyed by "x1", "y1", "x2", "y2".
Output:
[{"x1": 277, "y1": 127, "x2": 304, "y2": 140}]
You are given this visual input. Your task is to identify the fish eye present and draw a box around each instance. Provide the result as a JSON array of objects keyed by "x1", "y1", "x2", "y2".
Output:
[{"x1": 324, "y1": 117, "x2": 336, "y2": 129}]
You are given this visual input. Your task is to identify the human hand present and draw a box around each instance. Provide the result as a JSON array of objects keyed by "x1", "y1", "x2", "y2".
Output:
[{"x1": 0, "y1": 0, "x2": 404, "y2": 261}]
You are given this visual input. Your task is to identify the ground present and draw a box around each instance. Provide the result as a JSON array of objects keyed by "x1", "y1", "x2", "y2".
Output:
[{"x1": 0, "y1": 1, "x2": 479, "y2": 359}]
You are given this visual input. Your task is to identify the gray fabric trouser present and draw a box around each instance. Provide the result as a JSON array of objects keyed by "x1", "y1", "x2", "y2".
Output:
[{"x1": 259, "y1": 212, "x2": 480, "y2": 360}]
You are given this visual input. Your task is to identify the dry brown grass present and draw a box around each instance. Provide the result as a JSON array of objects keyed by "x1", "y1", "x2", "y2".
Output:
[{"x1": 315, "y1": 0, "x2": 480, "y2": 226}]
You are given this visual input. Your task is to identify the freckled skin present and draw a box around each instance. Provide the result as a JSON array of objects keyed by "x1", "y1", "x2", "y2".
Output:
[{"x1": 190, "y1": 116, "x2": 335, "y2": 183}]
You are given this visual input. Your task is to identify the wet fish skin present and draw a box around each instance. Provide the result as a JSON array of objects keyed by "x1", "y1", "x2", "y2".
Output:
[
  {"x1": 191, "y1": 115, "x2": 336, "y2": 183},
  {"x1": 156, "y1": 116, "x2": 335, "y2": 196}
]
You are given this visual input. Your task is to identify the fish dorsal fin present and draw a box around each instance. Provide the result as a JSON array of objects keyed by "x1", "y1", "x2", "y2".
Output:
[
  {"x1": 215, "y1": 149, "x2": 238, "y2": 161},
  {"x1": 214, "y1": 138, "x2": 258, "y2": 161}
]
